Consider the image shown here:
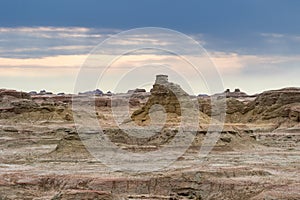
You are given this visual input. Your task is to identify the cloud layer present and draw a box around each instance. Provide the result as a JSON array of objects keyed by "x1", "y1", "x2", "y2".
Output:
[{"x1": 0, "y1": 27, "x2": 299, "y2": 94}]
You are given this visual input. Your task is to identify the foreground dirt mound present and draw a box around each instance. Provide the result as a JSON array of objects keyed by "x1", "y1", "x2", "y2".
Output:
[
  {"x1": 50, "y1": 126, "x2": 258, "y2": 157},
  {"x1": 46, "y1": 128, "x2": 91, "y2": 160}
]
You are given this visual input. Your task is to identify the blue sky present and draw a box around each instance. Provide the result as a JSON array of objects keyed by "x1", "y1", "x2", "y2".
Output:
[
  {"x1": 2, "y1": 0, "x2": 300, "y2": 35},
  {"x1": 0, "y1": 0, "x2": 300, "y2": 94}
]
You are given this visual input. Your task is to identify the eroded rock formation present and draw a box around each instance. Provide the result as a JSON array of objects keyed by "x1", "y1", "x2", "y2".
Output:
[
  {"x1": 0, "y1": 84, "x2": 300, "y2": 199},
  {"x1": 131, "y1": 75, "x2": 193, "y2": 125}
]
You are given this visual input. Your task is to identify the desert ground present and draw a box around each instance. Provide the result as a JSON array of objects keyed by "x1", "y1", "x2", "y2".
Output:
[{"x1": 0, "y1": 77, "x2": 299, "y2": 199}]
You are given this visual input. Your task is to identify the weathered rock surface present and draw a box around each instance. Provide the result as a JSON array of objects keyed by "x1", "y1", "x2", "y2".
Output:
[
  {"x1": 0, "y1": 83, "x2": 299, "y2": 199},
  {"x1": 0, "y1": 89, "x2": 31, "y2": 99},
  {"x1": 131, "y1": 75, "x2": 196, "y2": 125},
  {"x1": 198, "y1": 87, "x2": 300, "y2": 132}
]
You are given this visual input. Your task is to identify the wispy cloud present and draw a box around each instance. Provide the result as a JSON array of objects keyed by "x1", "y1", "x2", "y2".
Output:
[
  {"x1": 260, "y1": 32, "x2": 300, "y2": 41},
  {"x1": 0, "y1": 27, "x2": 210, "y2": 58},
  {"x1": 0, "y1": 27, "x2": 299, "y2": 94},
  {"x1": 0, "y1": 27, "x2": 121, "y2": 58},
  {"x1": 260, "y1": 33, "x2": 285, "y2": 38},
  {"x1": 258, "y1": 32, "x2": 300, "y2": 55},
  {"x1": 0, "y1": 54, "x2": 86, "y2": 67}
]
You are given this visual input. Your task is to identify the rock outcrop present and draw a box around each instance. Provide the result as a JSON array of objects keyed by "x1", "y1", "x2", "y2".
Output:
[
  {"x1": 0, "y1": 89, "x2": 31, "y2": 99},
  {"x1": 225, "y1": 87, "x2": 299, "y2": 131},
  {"x1": 79, "y1": 89, "x2": 103, "y2": 96},
  {"x1": 0, "y1": 89, "x2": 72, "y2": 121},
  {"x1": 127, "y1": 88, "x2": 147, "y2": 93},
  {"x1": 213, "y1": 88, "x2": 255, "y2": 98},
  {"x1": 131, "y1": 75, "x2": 193, "y2": 124},
  {"x1": 243, "y1": 87, "x2": 300, "y2": 122}
]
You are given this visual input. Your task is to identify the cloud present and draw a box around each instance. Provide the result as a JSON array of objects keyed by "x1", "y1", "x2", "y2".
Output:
[
  {"x1": 257, "y1": 32, "x2": 300, "y2": 55},
  {"x1": 210, "y1": 51, "x2": 300, "y2": 75},
  {"x1": 0, "y1": 27, "x2": 90, "y2": 33},
  {"x1": 0, "y1": 26, "x2": 299, "y2": 94},
  {"x1": 1, "y1": 47, "x2": 299, "y2": 77},
  {"x1": 0, "y1": 26, "x2": 210, "y2": 58},
  {"x1": 260, "y1": 33, "x2": 300, "y2": 41},
  {"x1": 0, "y1": 54, "x2": 86, "y2": 77},
  {"x1": 0, "y1": 27, "x2": 121, "y2": 58},
  {"x1": 260, "y1": 33, "x2": 284, "y2": 38},
  {"x1": 0, "y1": 54, "x2": 87, "y2": 67}
]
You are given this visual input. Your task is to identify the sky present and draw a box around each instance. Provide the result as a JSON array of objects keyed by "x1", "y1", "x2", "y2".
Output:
[{"x1": 0, "y1": 0, "x2": 300, "y2": 95}]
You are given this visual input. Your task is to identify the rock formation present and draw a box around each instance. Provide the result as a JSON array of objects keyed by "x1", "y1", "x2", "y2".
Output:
[
  {"x1": 131, "y1": 74, "x2": 193, "y2": 124},
  {"x1": 222, "y1": 88, "x2": 253, "y2": 98},
  {"x1": 0, "y1": 89, "x2": 31, "y2": 99},
  {"x1": 79, "y1": 89, "x2": 103, "y2": 96},
  {"x1": 208, "y1": 87, "x2": 300, "y2": 132},
  {"x1": 127, "y1": 88, "x2": 147, "y2": 93},
  {"x1": 0, "y1": 84, "x2": 300, "y2": 199},
  {"x1": 0, "y1": 89, "x2": 72, "y2": 121}
]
